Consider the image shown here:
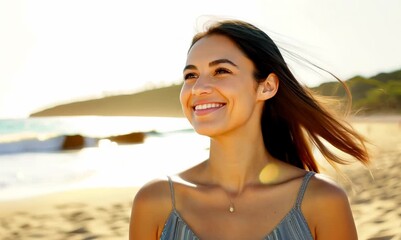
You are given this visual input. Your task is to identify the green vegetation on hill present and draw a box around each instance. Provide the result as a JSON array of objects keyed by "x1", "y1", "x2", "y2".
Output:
[{"x1": 312, "y1": 69, "x2": 401, "y2": 115}]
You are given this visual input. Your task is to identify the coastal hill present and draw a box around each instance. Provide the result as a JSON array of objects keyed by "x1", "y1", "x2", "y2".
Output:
[
  {"x1": 30, "y1": 69, "x2": 401, "y2": 117},
  {"x1": 31, "y1": 84, "x2": 185, "y2": 117},
  {"x1": 311, "y1": 69, "x2": 401, "y2": 115}
]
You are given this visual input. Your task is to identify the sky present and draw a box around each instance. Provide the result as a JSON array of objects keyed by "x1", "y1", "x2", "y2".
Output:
[{"x1": 1, "y1": 0, "x2": 401, "y2": 118}]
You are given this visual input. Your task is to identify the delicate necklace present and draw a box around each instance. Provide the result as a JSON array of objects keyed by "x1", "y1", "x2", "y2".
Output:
[
  {"x1": 224, "y1": 190, "x2": 238, "y2": 213},
  {"x1": 229, "y1": 199, "x2": 235, "y2": 213}
]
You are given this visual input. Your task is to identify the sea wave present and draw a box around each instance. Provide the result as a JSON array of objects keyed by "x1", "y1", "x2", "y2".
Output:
[
  {"x1": 0, "y1": 135, "x2": 99, "y2": 155},
  {"x1": 0, "y1": 116, "x2": 192, "y2": 155}
]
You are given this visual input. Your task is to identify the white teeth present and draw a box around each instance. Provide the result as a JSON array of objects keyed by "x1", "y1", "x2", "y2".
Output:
[{"x1": 194, "y1": 103, "x2": 224, "y2": 110}]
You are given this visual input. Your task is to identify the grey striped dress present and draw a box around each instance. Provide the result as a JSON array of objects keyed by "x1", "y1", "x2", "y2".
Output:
[{"x1": 160, "y1": 172, "x2": 315, "y2": 240}]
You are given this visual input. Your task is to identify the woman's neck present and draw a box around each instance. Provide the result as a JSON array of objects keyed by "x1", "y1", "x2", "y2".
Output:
[{"x1": 204, "y1": 133, "x2": 271, "y2": 194}]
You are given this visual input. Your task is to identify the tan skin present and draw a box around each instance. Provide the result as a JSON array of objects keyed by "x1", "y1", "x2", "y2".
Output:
[{"x1": 129, "y1": 34, "x2": 358, "y2": 240}]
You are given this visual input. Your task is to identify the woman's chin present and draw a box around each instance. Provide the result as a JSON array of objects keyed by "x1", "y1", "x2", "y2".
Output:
[{"x1": 193, "y1": 127, "x2": 221, "y2": 138}]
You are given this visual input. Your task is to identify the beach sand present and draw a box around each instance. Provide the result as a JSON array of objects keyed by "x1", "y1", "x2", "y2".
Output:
[
  {"x1": 0, "y1": 117, "x2": 400, "y2": 240},
  {"x1": 0, "y1": 187, "x2": 139, "y2": 240},
  {"x1": 337, "y1": 118, "x2": 401, "y2": 240}
]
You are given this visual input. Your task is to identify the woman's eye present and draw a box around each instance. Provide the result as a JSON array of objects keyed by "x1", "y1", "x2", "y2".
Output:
[
  {"x1": 214, "y1": 68, "x2": 231, "y2": 75},
  {"x1": 184, "y1": 73, "x2": 197, "y2": 80}
]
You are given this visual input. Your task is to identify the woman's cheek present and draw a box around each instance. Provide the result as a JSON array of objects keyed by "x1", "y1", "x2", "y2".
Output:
[{"x1": 179, "y1": 84, "x2": 192, "y2": 117}]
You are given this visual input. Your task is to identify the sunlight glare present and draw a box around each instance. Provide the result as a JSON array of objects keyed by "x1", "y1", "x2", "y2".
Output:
[
  {"x1": 98, "y1": 139, "x2": 118, "y2": 148},
  {"x1": 259, "y1": 163, "x2": 280, "y2": 184}
]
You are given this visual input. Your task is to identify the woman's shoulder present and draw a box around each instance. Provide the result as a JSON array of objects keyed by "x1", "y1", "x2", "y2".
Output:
[
  {"x1": 135, "y1": 162, "x2": 205, "y2": 202},
  {"x1": 306, "y1": 173, "x2": 349, "y2": 203},
  {"x1": 129, "y1": 177, "x2": 174, "y2": 239},
  {"x1": 303, "y1": 172, "x2": 357, "y2": 236},
  {"x1": 131, "y1": 177, "x2": 173, "y2": 223},
  {"x1": 133, "y1": 177, "x2": 172, "y2": 207}
]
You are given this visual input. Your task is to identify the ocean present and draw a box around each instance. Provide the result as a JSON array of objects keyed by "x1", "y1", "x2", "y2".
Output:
[{"x1": 0, "y1": 116, "x2": 209, "y2": 201}]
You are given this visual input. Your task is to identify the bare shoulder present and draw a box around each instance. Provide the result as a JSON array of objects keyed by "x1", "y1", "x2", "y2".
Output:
[
  {"x1": 133, "y1": 177, "x2": 172, "y2": 207},
  {"x1": 304, "y1": 173, "x2": 352, "y2": 216},
  {"x1": 307, "y1": 173, "x2": 349, "y2": 202},
  {"x1": 129, "y1": 177, "x2": 172, "y2": 240},
  {"x1": 303, "y1": 173, "x2": 358, "y2": 240}
]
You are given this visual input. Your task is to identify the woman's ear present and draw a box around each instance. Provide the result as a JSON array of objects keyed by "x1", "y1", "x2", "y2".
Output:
[{"x1": 257, "y1": 73, "x2": 279, "y2": 101}]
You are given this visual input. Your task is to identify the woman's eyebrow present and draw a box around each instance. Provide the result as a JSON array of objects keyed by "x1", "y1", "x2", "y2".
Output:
[
  {"x1": 183, "y1": 58, "x2": 238, "y2": 72},
  {"x1": 183, "y1": 64, "x2": 196, "y2": 72},
  {"x1": 209, "y1": 59, "x2": 238, "y2": 68}
]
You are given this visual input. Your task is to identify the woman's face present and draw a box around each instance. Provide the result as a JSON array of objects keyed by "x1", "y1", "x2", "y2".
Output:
[{"x1": 180, "y1": 34, "x2": 263, "y2": 137}]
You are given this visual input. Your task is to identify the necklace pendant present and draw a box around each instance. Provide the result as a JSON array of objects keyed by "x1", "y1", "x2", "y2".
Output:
[{"x1": 229, "y1": 205, "x2": 235, "y2": 213}]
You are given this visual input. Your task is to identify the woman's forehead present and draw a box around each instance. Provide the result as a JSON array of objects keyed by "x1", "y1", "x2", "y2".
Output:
[{"x1": 186, "y1": 35, "x2": 247, "y2": 67}]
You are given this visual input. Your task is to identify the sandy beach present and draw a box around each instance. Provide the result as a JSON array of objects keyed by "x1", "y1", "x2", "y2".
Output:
[
  {"x1": 0, "y1": 117, "x2": 400, "y2": 240},
  {"x1": 0, "y1": 187, "x2": 139, "y2": 240},
  {"x1": 338, "y1": 117, "x2": 401, "y2": 240}
]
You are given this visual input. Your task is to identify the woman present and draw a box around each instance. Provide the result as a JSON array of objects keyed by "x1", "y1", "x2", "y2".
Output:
[{"x1": 129, "y1": 19, "x2": 369, "y2": 240}]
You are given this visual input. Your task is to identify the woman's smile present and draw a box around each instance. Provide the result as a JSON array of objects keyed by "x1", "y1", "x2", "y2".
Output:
[{"x1": 193, "y1": 102, "x2": 226, "y2": 116}]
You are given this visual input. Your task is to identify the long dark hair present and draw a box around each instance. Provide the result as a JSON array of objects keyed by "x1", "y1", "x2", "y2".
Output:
[{"x1": 189, "y1": 20, "x2": 369, "y2": 172}]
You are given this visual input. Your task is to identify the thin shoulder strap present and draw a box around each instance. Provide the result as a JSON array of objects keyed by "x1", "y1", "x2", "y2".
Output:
[
  {"x1": 166, "y1": 176, "x2": 176, "y2": 210},
  {"x1": 295, "y1": 171, "x2": 315, "y2": 209}
]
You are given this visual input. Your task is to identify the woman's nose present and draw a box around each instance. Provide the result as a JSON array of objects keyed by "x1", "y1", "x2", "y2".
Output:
[{"x1": 191, "y1": 75, "x2": 213, "y2": 96}]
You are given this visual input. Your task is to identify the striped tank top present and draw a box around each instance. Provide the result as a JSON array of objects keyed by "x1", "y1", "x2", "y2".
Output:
[{"x1": 160, "y1": 171, "x2": 315, "y2": 240}]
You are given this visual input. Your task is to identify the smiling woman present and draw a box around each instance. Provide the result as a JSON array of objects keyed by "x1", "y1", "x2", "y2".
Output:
[{"x1": 129, "y1": 19, "x2": 370, "y2": 240}]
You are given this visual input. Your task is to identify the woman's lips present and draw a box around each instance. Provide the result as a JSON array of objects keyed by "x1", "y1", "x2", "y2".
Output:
[{"x1": 192, "y1": 103, "x2": 226, "y2": 116}]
